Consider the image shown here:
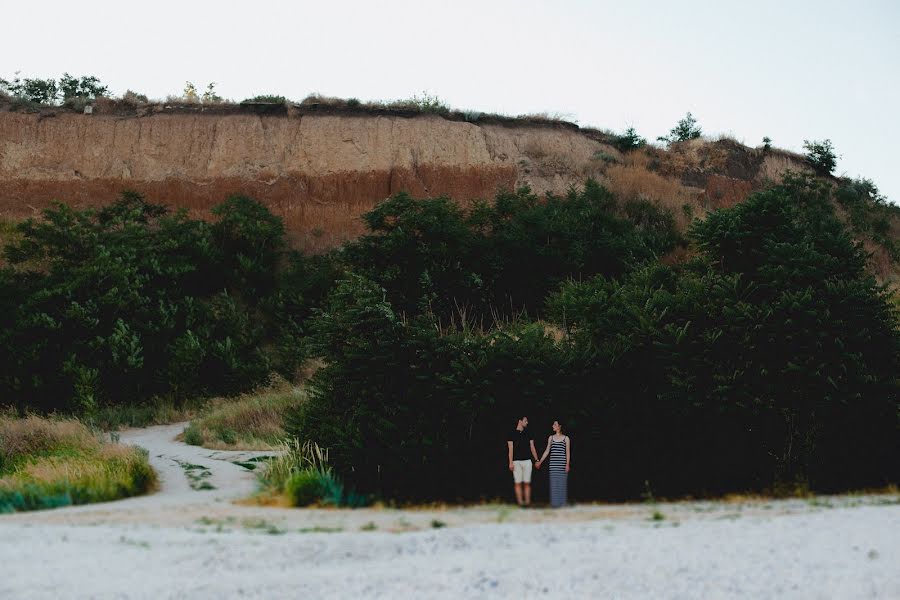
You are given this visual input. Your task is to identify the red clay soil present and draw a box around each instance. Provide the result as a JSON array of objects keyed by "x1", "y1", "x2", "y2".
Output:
[{"x1": 0, "y1": 165, "x2": 517, "y2": 253}]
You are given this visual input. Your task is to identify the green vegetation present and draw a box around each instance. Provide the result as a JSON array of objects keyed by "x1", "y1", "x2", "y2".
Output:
[
  {"x1": 242, "y1": 94, "x2": 287, "y2": 104},
  {"x1": 803, "y1": 139, "x2": 838, "y2": 175},
  {"x1": 257, "y1": 439, "x2": 367, "y2": 507},
  {"x1": 179, "y1": 383, "x2": 303, "y2": 449},
  {"x1": 175, "y1": 460, "x2": 215, "y2": 490},
  {"x1": 0, "y1": 154, "x2": 895, "y2": 507},
  {"x1": 0, "y1": 72, "x2": 108, "y2": 105},
  {"x1": 835, "y1": 177, "x2": 899, "y2": 260},
  {"x1": 344, "y1": 180, "x2": 680, "y2": 321},
  {"x1": 0, "y1": 415, "x2": 156, "y2": 512},
  {"x1": 288, "y1": 174, "x2": 898, "y2": 502},
  {"x1": 0, "y1": 192, "x2": 337, "y2": 416},
  {"x1": 658, "y1": 112, "x2": 702, "y2": 144},
  {"x1": 610, "y1": 126, "x2": 647, "y2": 152}
]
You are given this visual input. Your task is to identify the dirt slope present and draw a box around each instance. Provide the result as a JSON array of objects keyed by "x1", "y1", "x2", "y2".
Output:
[{"x1": 0, "y1": 109, "x2": 617, "y2": 250}]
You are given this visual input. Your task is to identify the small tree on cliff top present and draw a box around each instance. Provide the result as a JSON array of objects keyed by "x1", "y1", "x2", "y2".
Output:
[{"x1": 658, "y1": 112, "x2": 703, "y2": 144}]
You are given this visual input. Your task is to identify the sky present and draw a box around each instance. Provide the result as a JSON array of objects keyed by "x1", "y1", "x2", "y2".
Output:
[{"x1": 5, "y1": 0, "x2": 899, "y2": 201}]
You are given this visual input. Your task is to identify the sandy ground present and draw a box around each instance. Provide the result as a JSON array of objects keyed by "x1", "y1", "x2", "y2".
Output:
[{"x1": 0, "y1": 422, "x2": 897, "y2": 599}]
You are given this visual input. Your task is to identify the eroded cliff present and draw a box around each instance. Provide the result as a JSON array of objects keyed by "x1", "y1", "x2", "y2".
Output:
[{"x1": 0, "y1": 105, "x2": 809, "y2": 252}]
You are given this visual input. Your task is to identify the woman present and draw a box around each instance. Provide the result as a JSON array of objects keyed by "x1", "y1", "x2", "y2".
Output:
[{"x1": 536, "y1": 420, "x2": 570, "y2": 508}]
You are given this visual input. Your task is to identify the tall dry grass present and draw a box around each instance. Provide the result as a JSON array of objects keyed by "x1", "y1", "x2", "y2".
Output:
[
  {"x1": 756, "y1": 153, "x2": 811, "y2": 185},
  {"x1": 0, "y1": 415, "x2": 156, "y2": 513},
  {"x1": 180, "y1": 382, "x2": 306, "y2": 450},
  {"x1": 603, "y1": 154, "x2": 704, "y2": 230}
]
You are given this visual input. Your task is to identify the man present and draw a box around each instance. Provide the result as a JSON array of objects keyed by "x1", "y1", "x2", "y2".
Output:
[{"x1": 507, "y1": 416, "x2": 539, "y2": 506}]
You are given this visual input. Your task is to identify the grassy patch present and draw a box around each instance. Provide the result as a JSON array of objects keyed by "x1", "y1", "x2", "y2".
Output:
[
  {"x1": 241, "y1": 517, "x2": 286, "y2": 535},
  {"x1": 0, "y1": 415, "x2": 156, "y2": 513},
  {"x1": 178, "y1": 385, "x2": 304, "y2": 450},
  {"x1": 175, "y1": 460, "x2": 214, "y2": 491},
  {"x1": 298, "y1": 526, "x2": 343, "y2": 533},
  {"x1": 257, "y1": 439, "x2": 370, "y2": 508},
  {"x1": 89, "y1": 397, "x2": 205, "y2": 431}
]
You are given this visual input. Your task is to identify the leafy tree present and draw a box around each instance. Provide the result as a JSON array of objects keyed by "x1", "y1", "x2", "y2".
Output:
[
  {"x1": 610, "y1": 126, "x2": 647, "y2": 152},
  {"x1": 59, "y1": 73, "x2": 108, "y2": 100},
  {"x1": 803, "y1": 139, "x2": 838, "y2": 175},
  {"x1": 0, "y1": 74, "x2": 58, "y2": 104},
  {"x1": 658, "y1": 112, "x2": 702, "y2": 143},
  {"x1": 0, "y1": 193, "x2": 321, "y2": 412},
  {"x1": 294, "y1": 173, "x2": 898, "y2": 502},
  {"x1": 345, "y1": 180, "x2": 679, "y2": 322},
  {"x1": 202, "y1": 82, "x2": 223, "y2": 103}
]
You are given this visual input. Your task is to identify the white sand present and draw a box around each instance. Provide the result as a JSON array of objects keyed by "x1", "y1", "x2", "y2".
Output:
[{"x1": 0, "y1": 422, "x2": 897, "y2": 599}]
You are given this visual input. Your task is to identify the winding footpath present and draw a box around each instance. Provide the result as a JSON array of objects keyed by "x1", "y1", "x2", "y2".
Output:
[{"x1": 0, "y1": 423, "x2": 898, "y2": 599}]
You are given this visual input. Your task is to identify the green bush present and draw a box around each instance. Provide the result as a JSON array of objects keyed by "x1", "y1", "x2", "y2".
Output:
[
  {"x1": 345, "y1": 179, "x2": 678, "y2": 321},
  {"x1": 183, "y1": 424, "x2": 203, "y2": 446},
  {"x1": 285, "y1": 469, "x2": 324, "y2": 506},
  {"x1": 242, "y1": 94, "x2": 286, "y2": 104},
  {"x1": 1, "y1": 73, "x2": 107, "y2": 105},
  {"x1": 657, "y1": 112, "x2": 702, "y2": 144},
  {"x1": 610, "y1": 126, "x2": 647, "y2": 152},
  {"x1": 803, "y1": 139, "x2": 838, "y2": 175},
  {"x1": 291, "y1": 174, "x2": 899, "y2": 502},
  {"x1": 0, "y1": 192, "x2": 327, "y2": 414}
]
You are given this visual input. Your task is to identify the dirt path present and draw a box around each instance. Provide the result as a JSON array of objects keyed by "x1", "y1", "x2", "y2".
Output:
[{"x1": 0, "y1": 423, "x2": 897, "y2": 598}]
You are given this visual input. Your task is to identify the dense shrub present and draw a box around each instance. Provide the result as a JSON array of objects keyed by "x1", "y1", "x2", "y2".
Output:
[
  {"x1": 288, "y1": 274, "x2": 592, "y2": 501},
  {"x1": 242, "y1": 94, "x2": 287, "y2": 104},
  {"x1": 803, "y1": 139, "x2": 838, "y2": 175},
  {"x1": 285, "y1": 469, "x2": 326, "y2": 506},
  {"x1": 609, "y1": 126, "x2": 647, "y2": 152},
  {"x1": 290, "y1": 175, "x2": 899, "y2": 502},
  {"x1": 835, "y1": 177, "x2": 899, "y2": 260},
  {"x1": 345, "y1": 180, "x2": 680, "y2": 321},
  {"x1": 0, "y1": 73, "x2": 107, "y2": 105},
  {"x1": 658, "y1": 112, "x2": 702, "y2": 144},
  {"x1": 0, "y1": 193, "x2": 331, "y2": 414}
]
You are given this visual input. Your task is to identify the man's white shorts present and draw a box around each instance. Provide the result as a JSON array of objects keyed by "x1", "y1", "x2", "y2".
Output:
[{"x1": 512, "y1": 459, "x2": 533, "y2": 484}]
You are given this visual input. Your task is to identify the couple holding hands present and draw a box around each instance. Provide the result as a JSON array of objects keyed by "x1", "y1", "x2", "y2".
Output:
[{"x1": 507, "y1": 416, "x2": 570, "y2": 508}]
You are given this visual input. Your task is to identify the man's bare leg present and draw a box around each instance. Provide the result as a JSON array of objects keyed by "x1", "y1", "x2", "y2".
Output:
[
  {"x1": 523, "y1": 483, "x2": 531, "y2": 506},
  {"x1": 514, "y1": 483, "x2": 524, "y2": 505}
]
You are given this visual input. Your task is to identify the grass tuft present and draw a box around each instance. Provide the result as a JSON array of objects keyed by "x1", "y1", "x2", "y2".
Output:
[
  {"x1": 0, "y1": 415, "x2": 156, "y2": 513},
  {"x1": 178, "y1": 383, "x2": 304, "y2": 450}
]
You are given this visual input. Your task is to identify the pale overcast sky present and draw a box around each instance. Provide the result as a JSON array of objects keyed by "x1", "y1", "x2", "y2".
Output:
[{"x1": 5, "y1": 0, "x2": 899, "y2": 201}]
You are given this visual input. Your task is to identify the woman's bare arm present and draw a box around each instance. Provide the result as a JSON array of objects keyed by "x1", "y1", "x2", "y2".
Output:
[
  {"x1": 537, "y1": 436, "x2": 551, "y2": 466},
  {"x1": 565, "y1": 436, "x2": 571, "y2": 472}
]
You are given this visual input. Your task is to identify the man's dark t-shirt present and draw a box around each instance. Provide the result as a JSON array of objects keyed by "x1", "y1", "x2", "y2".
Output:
[{"x1": 509, "y1": 429, "x2": 534, "y2": 461}]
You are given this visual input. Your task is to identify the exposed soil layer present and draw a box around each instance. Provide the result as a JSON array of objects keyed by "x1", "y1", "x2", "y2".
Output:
[
  {"x1": 0, "y1": 166, "x2": 517, "y2": 252},
  {"x1": 0, "y1": 111, "x2": 611, "y2": 251}
]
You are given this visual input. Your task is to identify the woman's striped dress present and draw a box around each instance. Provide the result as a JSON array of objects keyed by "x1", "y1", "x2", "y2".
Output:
[{"x1": 548, "y1": 436, "x2": 568, "y2": 508}]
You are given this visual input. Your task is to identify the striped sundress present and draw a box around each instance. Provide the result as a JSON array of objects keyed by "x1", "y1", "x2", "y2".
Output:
[{"x1": 549, "y1": 436, "x2": 568, "y2": 508}]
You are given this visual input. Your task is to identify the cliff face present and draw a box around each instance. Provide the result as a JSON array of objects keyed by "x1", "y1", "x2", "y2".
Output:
[
  {"x1": 0, "y1": 110, "x2": 615, "y2": 250},
  {"x1": 0, "y1": 105, "x2": 816, "y2": 253}
]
